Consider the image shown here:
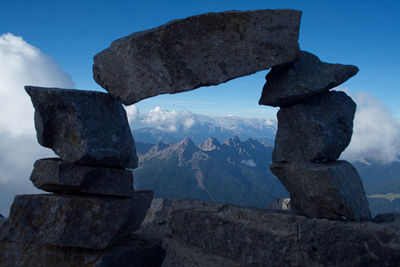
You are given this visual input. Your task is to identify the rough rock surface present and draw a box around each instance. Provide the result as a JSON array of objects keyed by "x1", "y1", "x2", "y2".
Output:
[
  {"x1": 0, "y1": 215, "x2": 5, "y2": 228},
  {"x1": 93, "y1": 9, "x2": 302, "y2": 105},
  {"x1": 25, "y1": 86, "x2": 138, "y2": 168},
  {"x1": 140, "y1": 199, "x2": 400, "y2": 266},
  {"x1": 0, "y1": 235, "x2": 165, "y2": 267},
  {"x1": 270, "y1": 160, "x2": 371, "y2": 221},
  {"x1": 0, "y1": 192, "x2": 153, "y2": 249},
  {"x1": 259, "y1": 51, "x2": 359, "y2": 106},
  {"x1": 272, "y1": 91, "x2": 355, "y2": 163},
  {"x1": 30, "y1": 158, "x2": 134, "y2": 197},
  {"x1": 268, "y1": 198, "x2": 292, "y2": 210}
]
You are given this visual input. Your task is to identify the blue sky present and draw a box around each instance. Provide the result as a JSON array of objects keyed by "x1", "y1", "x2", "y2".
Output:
[{"x1": 1, "y1": 0, "x2": 399, "y2": 118}]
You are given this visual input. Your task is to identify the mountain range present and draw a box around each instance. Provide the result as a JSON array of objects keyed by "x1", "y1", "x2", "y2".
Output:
[{"x1": 133, "y1": 128, "x2": 400, "y2": 216}]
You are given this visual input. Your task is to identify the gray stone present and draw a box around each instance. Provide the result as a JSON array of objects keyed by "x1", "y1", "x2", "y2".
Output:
[
  {"x1": 141, "y1": 199, "x2": 400, "y2": 266},
  {"x1": 270, "y1": 160, "x2": 371, "y2": 221},
  {"x1": 30, "y1": 158, "x2": 134, "y2": 197},
  {"x1": 272, "y1": 91, "x2": 355, "y2": 163},
  {"x1": 0, "y1": 216, "x2": 5, "y2": 228},
  {"x1": 259, "y1": 51, "x2": 359, "y2": 107},
  {"x1": 0, "y1": 192, "x2": 153, "y2": 249},
  {"x1": 25, "y1": 86, "x2": 138, "y2": 168},
  {"x1": 0, "y1": 236, "x2": 165, "y2": 267},
  {"x1": 93, "y1": 9, "x2": 302, "y2": 105}
]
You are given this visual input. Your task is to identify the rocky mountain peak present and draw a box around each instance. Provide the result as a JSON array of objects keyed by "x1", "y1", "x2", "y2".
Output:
[
  {"x1": 199, "y1": 137, "x2": 221, "y2": 151},
  {"x1": 224, "y1": 135, "x2": 242, "y2": 146}
]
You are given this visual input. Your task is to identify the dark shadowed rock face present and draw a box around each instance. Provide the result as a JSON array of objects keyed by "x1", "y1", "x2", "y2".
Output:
[
  {"x1": 259, "y1": 51, "x2": 359, "y2": 107},
  {"x1": 25, "y1": 86, "x2": 138, "y2": 168},
  {"x1": 139, "y1": 199, "x2": 400, "y2": 266},
  {"x1": 93, "y1": 9, "x2": 302, "y2": 105},
  {"x1": 270, "y1": 160, "x2": 371, "y2": 221},
  {"x1": 0, "y1": 192, "x2": 153, "y2": 250},
  {"x1": 30, "y1": 158, "x2": 134, "y2": 197},
  {"x1": 272, "y1": 91, "x2": 355, "y2": 163}
]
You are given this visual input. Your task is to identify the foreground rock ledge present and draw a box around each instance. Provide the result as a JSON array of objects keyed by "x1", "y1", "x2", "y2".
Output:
[
  {"x1": 93, "y1": 9, "x2": 301, "y2": 105},
  {"x1": 139, "y1": 199, "x2": 400, "y2": 267},
  {"x1": 25, "y1": 86, "x2": 138, "y2": 168},
  {"x1": 270, "y1": 160, "x2": 371, "y2": 221}
]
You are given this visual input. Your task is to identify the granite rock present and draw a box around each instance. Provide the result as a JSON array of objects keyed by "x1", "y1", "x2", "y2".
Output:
[
  {"x1": 259, "y1": 51, "x2": 359, "y2": 106},
  {"x1": 0, "y1": 192, "x2": 153, "y2": 249},
  {"x1": 30, "y1": 158, "x2": 134, "y2": 197},
  {"x1": 0, "y1": 235, "x2": 165, "y2": 267},
  {"x1": 93, "y1": 9, "x2": 301, "y2": 105},
  {"x1": 272, "y1": 91, "x2": 355, "y2": 163},
  {"x1": 270, "y1": 160, "x2": 371, "y2": 221},
  {"x1": 25, "y1": 86, "x2": 138, "y2": 168},
  {"x1": 141, "y1": 199, "x2": 399, "y2": 266}
]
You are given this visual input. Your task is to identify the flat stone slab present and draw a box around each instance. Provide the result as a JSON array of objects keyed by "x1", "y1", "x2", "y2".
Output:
[
  {"x1": 25, "y1": 86, "x2": 138, "y2": 168},
  {"x1": 270, "y1": 160, "x2": 371, "y2": 221},
  {"x1": 141, "y1": 199, "x2": 398, "y2": 266},
  {"x1": 0, "y1": 192, "x2": 153, "y2": 250},
  {"x1": 30, "y1": 158, "x2": 134, "y2": 197},
  {"x1": 93, "y1": 9, "x2": 302, "y2": 105},
  {"x1": 259, "y1": 51, "x2": 359, "y2": 107},
  {"x1": 272, "y1": 91, "x2": 355, "y2": 163}
]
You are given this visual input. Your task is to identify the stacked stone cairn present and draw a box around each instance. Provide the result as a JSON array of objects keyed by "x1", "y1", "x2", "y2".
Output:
[
  {"x1": 262, "y1": 51, "x2": 371, "y2": 221},
  {"x1": 0, "y1": 87, "x2": 164, "y2": 266},
  {"x1": 0, "y1": 8, "x2": 380, "y2": 266}
]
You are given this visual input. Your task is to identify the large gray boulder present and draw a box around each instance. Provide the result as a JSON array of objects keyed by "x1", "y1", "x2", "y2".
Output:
[
  {"x1": 25, "y1": 86, "x2": 138, "y2": 168},
  {"x1": 0, "y1": 235, "x2": 165, "y2": 267},
  {"x1": 259, "y1": 51, "x2": 359, "y2": 107},
  {"x1": 0, "y1": 192, "x2": 153, "y2": 250},
  {"x1": 270, "y1": 160, "x2": 371, "y2": 221},
  {"x1": 140, "y1": 199, "x2": 400, "y2": 266},
  {"x1": 30, "y1": 158, "x2": 134, "y2": 197},
  {"x1": 93, "y1": 9, "x2": 302, "y2": 105},
  {"x1": 272, "y1": 91, "x2": 355, "y2": 163}
]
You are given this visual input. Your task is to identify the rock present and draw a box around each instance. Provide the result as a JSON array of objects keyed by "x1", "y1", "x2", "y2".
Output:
[
  {"x1": 93, "y1": 9, "x2": 302, "y2": 105},
  {"x1": 0, "y1": 216, "x2": 5, "y2": 228},
  {"x1": 373, "y1": 213, "x2": 400, "y2": 224},
  {"x1": 272, "y1": 91, "x2": 355, "y2": 163},
  {"x1": 259, "y1": 51, "x2": 359, "y2": 106},
  {"x1": 30, "y1": 158, "x2": 134, "y2": 197},
  {"x1": 268, "y1": 198, "x2": 292, "y2": 210},
  {"x1": 270, "y1": 160, "x2": 371, "y2": 221},
  {"x1": 141, "y1": 199, "x2": 400, "y2": 266},
  {"x1": 25, "y1": 86, "x2": 138, "y2": 168},
  {"x1": 0, "y1": 235, "x2": 165, "y2": 267},
  {"x1": 0, "y1": 192, "x2": 153, "y2": 249}
]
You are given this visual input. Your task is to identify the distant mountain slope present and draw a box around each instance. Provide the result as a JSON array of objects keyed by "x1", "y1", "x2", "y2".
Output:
[{"x1": 133, "y1": 136, "x2": 287, "y2": 208}]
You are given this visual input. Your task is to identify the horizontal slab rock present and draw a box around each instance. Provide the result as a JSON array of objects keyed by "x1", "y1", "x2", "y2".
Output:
[
  {"x1": 259, "y1": 51, "x2": 359, "y2": 107},
  {"x1": 30, "y1": 158, "x2": 134, "y2": 197},
  {"x1": 25, "y1": 86, "x2": 138, "y2": 168},
  {"x1": 270, "y1": 160, "x2": 371, "y2": 221},
  {"x1": 141, "y1": 199, "x2": 399, "y2": 266},
  {"x1": 0, "y1": 192, "x2": 153, "y2": 249},
  {"x1": 0, "y1": 235, "x2": 165, "y2": 267},
  {"x1": 93, "y1": 9, "x2": 302, "y2": 105},
  {"x1": 273, "y1": 91, "x2": 355, "y2": 163}
]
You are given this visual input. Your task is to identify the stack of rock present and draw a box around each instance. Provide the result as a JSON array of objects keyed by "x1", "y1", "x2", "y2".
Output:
[
  {"x1": 260, "y1": 51, "x2": 371, "y2": 221},
  {"x1": 0, "y1": 86, "x2": 164, "y2": 266}
]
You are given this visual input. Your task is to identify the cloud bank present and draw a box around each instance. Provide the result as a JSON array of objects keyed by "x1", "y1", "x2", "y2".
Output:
[
  {"x1": 341, "y1": 91, "x2": 400, "y2": 162},
  {"x1": 0, "y1": 33, "x2": 75, "y2": 216}
]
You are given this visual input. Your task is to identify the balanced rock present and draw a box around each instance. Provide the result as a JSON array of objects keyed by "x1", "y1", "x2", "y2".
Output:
[
  {"x1": 259, "y1": 51, "x2": 359, "y2": 107},
  {"x1": 0, "y1": 192, "x2": 153, "y2": 249},
  {"x1": 30, "y1": 158, "x2": 134, "y2": 197},
  {"x1": 270, "y1": 160, "x2": 371, "y2": 221},
  {"x1": 25, "y1": 86, "x2": 138, "y2": 168},
  {"x1": 139, "y1": 199, "x2": 399, "y2": 266},
  {"x1": 273, "y1": 91, "x2": 355, "y2": 163},
  {"x1": 93, "y1": 9, "x2": 302, "y2": 105}
]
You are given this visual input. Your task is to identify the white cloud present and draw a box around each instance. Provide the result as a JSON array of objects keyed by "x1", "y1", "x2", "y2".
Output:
[
  {"x1": 0, "y1": 33, "x2": 74, "y2": 216},
  {"x1": 241, "y1": 159, "x2": 257, "y2": 167},
  {"x1": 341, "y1": 90, "x2": 400, "y2": 162}
]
